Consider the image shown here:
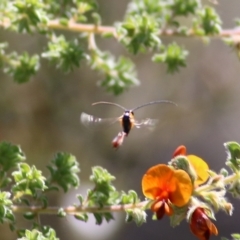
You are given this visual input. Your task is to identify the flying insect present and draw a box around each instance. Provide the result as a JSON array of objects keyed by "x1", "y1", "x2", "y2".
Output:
[{"x1": 81, "y1": 100, "x2": 177, "y2": 148}]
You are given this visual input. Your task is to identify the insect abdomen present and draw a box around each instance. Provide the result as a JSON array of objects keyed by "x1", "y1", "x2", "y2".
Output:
[{"x1": 122, "y1": 112, "x2": 134, "y2": 135}]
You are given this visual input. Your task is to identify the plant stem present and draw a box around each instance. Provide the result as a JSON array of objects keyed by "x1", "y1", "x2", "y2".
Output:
[
  {"x1": 48, "y1": 21, "x2": 240, "y2": 39},
  {"x1": 48, "y1": 20, "x2": 118, "y2": 37},
  {"x1": 1, "y1": 18, "x2": 240, "y2": 39},
  {"x1": 12, "y1": 200, "x2": 149, "y2": 215},
  {"x1": 195, "y1": 172, "x2": 239, "y2": 193}
]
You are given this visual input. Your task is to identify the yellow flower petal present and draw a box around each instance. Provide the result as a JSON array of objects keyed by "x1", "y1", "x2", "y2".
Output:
[{"x1": 188, "y1": 155, "x2": 209, "y2": 185}]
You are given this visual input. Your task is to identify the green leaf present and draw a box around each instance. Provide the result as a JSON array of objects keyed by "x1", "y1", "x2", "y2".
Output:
[
  {"x1": 13, "y1": 0, "x2": 48, "y2": 33},
  {"x1": 57, "y1": 208, "x2": 66, "y2": 217},
  {"x1": 0, "y1": 191, "x2": 14, "y2": 224},
  {"x1": 194, "y1": 6, "x2": 222, "y2": 35},
  {"x1": 125, "y1": 209, "x2": 147, "y2": 226},
  {"x1": 47, "y1": 153, "x2": 80, "y2": 192},
  {"x1": 118, "y1": 14, "x2": 161, "y2": 54},
  {"x1": 103, "y1": 212, "x2": 114, "y2": 222},
  {"x1": 125, "y1": 0, "x2": 171, "y2": 29},
  {"x1": 4, "y1": 52, "x2": 40, "y2": 83},
  {"x1": 228, "y1": 180, "x2": 240, "y2": 198},
  {"x1": 76, "y1": 194, "x2": 84, "y2": 205},
  {"x1": 170, "y1": 205, "x2": 189, "y2": 227},
  {"x1": 224, "y1": 142, "x2": 240, "y2": 171},
  {"x1": 232, "y1": 234, "x2": 240, "y2": 240},
  {"x1": 0, "y1": 142, "x2": 25, "y2": 172},
  {"x1": 12, "y1": 163, "x2": 47, "y2": 198},
  {"x1": 42, "y1": 35, "x2": 87, "y2": 73},
  {"x1": 74, "y1": 213, "x2": 88, "y2": 222},
  {"x1": 93, "y1": 213, "x2": 103, "y2": 225},
  {"x1": 23, "y1": 212, "x2": 36, "y2": 220},
  {"x1": 0, "y1": 42, "x2": 8, "y2": 68},
  {"x1": 120, "y1": 190, "x2": 140, "y2": 204},
  {"x1": 225, "y1": 142, "x2": 240, "y2": 160},
  {"x1": 220, "y1": 168, "x2": 228, "y2": 177},
  {"x1": 152, "y1": 43, "x2": 188, "y2": 73},
  {"x1": 171, "y1": 0, "x2": 199, "y2": 16},
  {"x1": 125, "y1": 212, "x2": 133, "y2": 222},
  {"x1": 39, "y1": 195, "x2": 48, "y2": 208},
  {"x1": 90, "y1": 49, "x2": 139, "y2": 95},
  {"x1": 235, "y1": 18, "x2": 240, "y2": 26},
  {"x1": 86, "y1": 166, "x2": 122, "y2": 208},
  {"x1": 92, "y1": 212, "x2": 113, "y2": 225},
  {"x1": 41, "y1": 226, "x2": 59, "y2": 240},
  {"x1": 18, "y1": 228, "x2": 59, "y2": 240}
]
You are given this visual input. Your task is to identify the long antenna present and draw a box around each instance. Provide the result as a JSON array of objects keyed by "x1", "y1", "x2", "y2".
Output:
[
  {"x1": 131, "y1": 100, "x2": 177, "y2": 112},
  {"x1": 92, "y1": 101, "x2": 127, "y2": 111}
]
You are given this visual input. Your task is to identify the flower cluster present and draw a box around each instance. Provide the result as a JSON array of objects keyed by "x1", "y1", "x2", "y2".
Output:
[{"x1": 141, "y1": 145, "x2": 219, "y2": 240}]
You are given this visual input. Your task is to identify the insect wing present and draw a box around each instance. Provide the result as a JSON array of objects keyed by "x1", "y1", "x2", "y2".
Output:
[
  {"x1": 134, "y1": 118, "x2": 159, "y2": 130},
  {"x1": 80, "y1": 112, "x2": 120, "y2": 128}
]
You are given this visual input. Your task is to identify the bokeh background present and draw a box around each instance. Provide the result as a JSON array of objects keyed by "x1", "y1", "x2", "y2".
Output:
[{"x1": 1, "y1": 0, "x2": 240, "y2": 239}]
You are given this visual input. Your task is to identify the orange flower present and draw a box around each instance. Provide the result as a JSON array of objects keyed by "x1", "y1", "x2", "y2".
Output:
[
  {"x1": 173, "y1": 145, "x2": 209, "y2": 185},
  {"x1": 142, "y1": 164, "x2": 193, "y2": 219},
  {"x1": 190, "y1": 208, "x2": 218, "y2": 240}
]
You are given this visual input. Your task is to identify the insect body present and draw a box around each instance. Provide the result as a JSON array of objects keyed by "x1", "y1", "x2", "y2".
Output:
[
  {"x1": 121, "y1": 111, "x2": 134, "y2": 135},
  {"x1": 81, "y1": 100, "x2": 177, "y2": 148}
]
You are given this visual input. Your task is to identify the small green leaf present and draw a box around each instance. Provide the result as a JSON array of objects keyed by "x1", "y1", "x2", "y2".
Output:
[
  {"x1": 74, "y1": 213, "x2": 88, "y2": 222},
  {"x1": 125, "y1": 212, "x2": 133, "y2": 222},
  {"x1": 12, "y1": 163, "x2": 47, "y2": 198},
  {"x1": 120, "y1": 190, "x2": 140, "y2": 204},
  {"x1": 0, "y1": 191, "x2": 14, "y2": 224},
  {"x1": 40, "y1": 195, "x2": 48, "y2": 208},
  {"x1": 93, "y1": 213, "x2": 103, "y2": 225},
  {"x1": 225, "y1": 142, "x2": 240, "y2": 160},
  {"x1": 41, "y1": 226, "x2": 59, "y2": 240},
  {"x1": 220, "y1": 168, "x2": 228, "y2": 177},
  {"x1": 23, "y1": 212, "x2": 36, "y2": 220},
  {"x1": 153, "y1": 43, "x2": 188, "y2": 73},
  {"x1": 76, "y1": 194, "x2": 84, "y2": 205},
  {"x1": 47, "y1": 152, "x2": 80, "y2": 192},
  {"x1": 57, "y1": 208, "x2": 66, "y2": 217},
  {"x1": 18, "y1": 228, "x2": 59, "y2": 240},
  {"x1": 170, "y1": 205, "x2": 189, "y2": 227},
  {"x1": 21, "y1": 198, "x2": 30, "y2": 206},
  {"x1": 232, "y1": 233, "x2": 240, "y2": 240},
  {"x1": 194, "y1": 6, "x2": 222, "y2": 35},
  {"x1": 89, "y1": 49, "x2": 139, "y2": 95},
  {"x1": 224, "y1": 142, "x2": 240, "y2": 171},
  {"x1": 4, "y1": 53, "x2": 40, "y2": 83},
  {"x1": 118, "y1": 14, "x2": 161, "y2": 54},
  {"x1": 0, "y1": 142, "x2": 25, "y2": 172},
  {"x1": 42, "y1": 35, "x2": 87, "y2": 73},
  {"x1": 125, "y1": 209, "x2": 147, "y2": 226},
  {"x1": 13, "y1": 0, "x2": 47, "y2": 33},
  {"x1": 171, "y1": 0, "x2": 199, "y2": 16},
  {"x1": 235, "y1": 18, "x2": 240, "y2": 26}
]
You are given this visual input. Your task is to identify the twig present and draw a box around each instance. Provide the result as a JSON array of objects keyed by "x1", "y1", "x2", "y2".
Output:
[
  {"x1": 1, "y1": 18, "x2": 240, "y2": 39},
  {"x1": 11, "y1": 200, "x2": 149, "y2": 215}
]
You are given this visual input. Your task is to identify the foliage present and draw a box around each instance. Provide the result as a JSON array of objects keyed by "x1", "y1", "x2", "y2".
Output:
[
  {"x1": 1, "y1": 1, "x2": 240, "y2": 240},
  {"x1": 0, "y1": 140, "x2": 239, "y2": 239},
  {"x1": 0, "y1": 0, "x2": 238, "y2": 94}
]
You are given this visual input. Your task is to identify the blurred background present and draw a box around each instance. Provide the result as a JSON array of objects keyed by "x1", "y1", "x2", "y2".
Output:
[{"x1": 1, "y1": 0, "x2": 240, "y2": 239}]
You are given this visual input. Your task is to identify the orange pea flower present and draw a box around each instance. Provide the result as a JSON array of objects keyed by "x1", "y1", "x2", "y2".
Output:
[
  {"x1": 173, "y1": 145, "x2": 209, "y2": 185},
  {"x1": 190, "y1": 208, "x2": 218, "y2": 240},
  {"x1": 142, "y1": 164, "x2": 193, "y2": 220}
]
